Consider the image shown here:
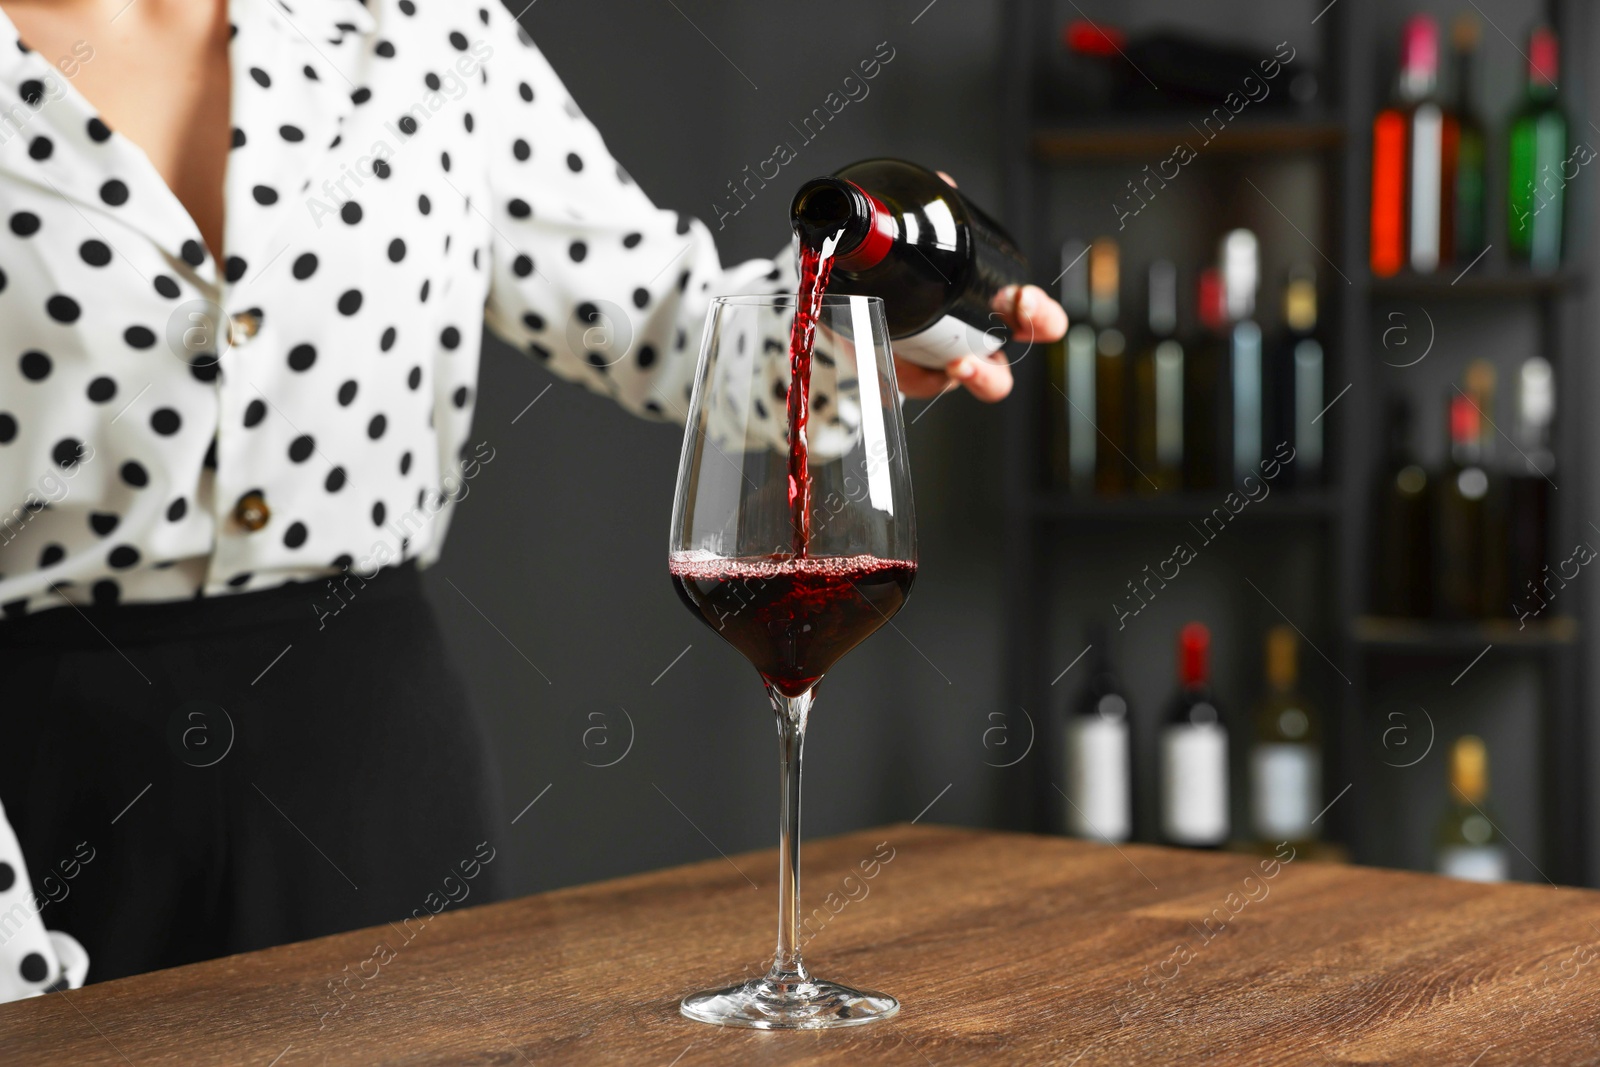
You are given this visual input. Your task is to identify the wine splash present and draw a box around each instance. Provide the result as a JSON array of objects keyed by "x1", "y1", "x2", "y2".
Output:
[{"x1": 786, "y1": 235, "x2": 840, "y2": 557}]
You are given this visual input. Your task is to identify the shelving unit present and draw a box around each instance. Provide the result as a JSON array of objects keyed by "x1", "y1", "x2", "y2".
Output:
[{"x1": 998, "y1": 0, "x2": 1593, "y2": 885}]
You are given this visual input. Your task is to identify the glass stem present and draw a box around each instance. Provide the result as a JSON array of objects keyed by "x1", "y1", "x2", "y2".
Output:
[{"x1": 767, "y1": 687, "x2": 813, "y2": 986}]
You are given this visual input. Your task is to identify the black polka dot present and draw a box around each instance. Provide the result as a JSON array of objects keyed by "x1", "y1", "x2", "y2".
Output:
[
  {"x1": 288, "y1": 343, "x2": 317, "y2": 371},
  {"x1": 283, "y1": 522, "x2": 308, "y2": 548},
  {"x1": 398, "y1": 115, "x2": 418, "y2": 136},
  {"x1": 79, "y1": 239, "x2": 112, "y2": 266},
  {"x1": 507, "y1": 198, "x2": 531, "y2": 219},
  {"x1": 119, "y1": 460, "x2": 147, "y2": 486},
  {"x1": 244, "y1": 399, "x2": 266, "y2": 427},
  {"x1": 150, "y1": 408, "x2": 182, "y2": 435},
  {"x1": 87, "y1": 376, "x2": 117, "y2": 403},
  {"x1": 292, "y1": 252, "x2": 318, "y2": 279},
  {"x1": 190, "y1": 355, "x2": 219, "y2": 383},
  {"x1": 380, "y1": 326, "x2": 397, "y2": 351},
  {"x1": 569, "y1": 240, "x2": 587, "y2": 262},
  {"x1": 367, "y1": 414, "x2": 387, "y2": 439},
  {"x1": 46, "y1": 295, "x2": 79, "y2": 322},
  {"x1": 167, "y1": 497, "x2": 187, "y2": 521},
  {"x1": 18, "y1": 80, "x2": 44, "y2": 106},
  {"x1": 203, "y1": 437, "x2": 218, "y2": 470},
  {"x1": 253, "y1": 184, "x2": 279, "y2": 205},
  {"x1": 87, "y1": 116, "x2": 111, "y2": 141},
  {"x1": 512, "y1": 139, "x2": 530, "y2": 161},
  {"x1": 39, "y1": 544, "x2": 64, "y2": 567},
  {"x1": 351, "y1": 86, "x2": 372, "y2": 105},
  {"x1": 225, "y1": 573, "x2": 251, "y2": 589},
  {"x1": 9, "y1": 211, "x2": 40, "y2": 236},
  {"x1": 0, "y1": 414, "x2": 16, "y2": 443},
  {"x1": 231, "y1": 127, "x2": 246, "y2": 148},
  {"x1": 278, "y1": 123, "x2": 305, "y2": 143},
  {"x1": 154, "y1": 275, "x2": 180, "y2": 299},
  {"x1": 250, "y1": 66, "x2": 271, "y2": 87},
  {"x1": 341, "y1": 201, "x2": 363, "y2": 224},
  {"x1": 675, "y1": 215, "x2": 692, "y2": 235},
  {"x1": 373, "y1": 159, "x2": 391, "y2": 179},
  {"x1": 19, "y1": 953, "x2": 48, "y2": 984},
  {"x1": 453, "y1": 385, "x2": 470, "y2": 408},
  {"x1": 123, "y1": 325, "x2": 156, "y2": 349},
  {"x1": 181, "y1": 239, "x2": 205, "y2": 266},
  {"x1": 304, "y1": 63, "x2": 319, "y2": 80},
  {"x1": 92, "y1": 579, "x2": 120, "y2": 605},
  {"x1": 440, "y1": 326, "x2": 460, "y2": 350},
  {"x1": 28, "y1": 135, "x2": 52, "y2": 160},
  {"x1": 52, "y1": 438, "x2": 83, "y2": 469},
  {"x1": 226, "y1": 256, "x2": 248, "y2": 282},
  {"x1": 425, "y1": 72, "x2": 441, "y2": 90},
  {"x1": 325, "y1": 466, "x2": 347, "y2": 492},
  {"x1": 388, "y1": 238, "x2": 406, "y2": 262},
  {"x1": 89, "y1": 512, "x2": 119, "y2": 536},
  {"x1": 419, "y1": 279, "x2": 430, "y2": 302},
  {"x1": 372, "y1": 501, "x2": 387, "y2": 525},
  {"x1": 19, "y1": 350, "x2": 51, "y2": 381},
  {"x1": 518, "y1": 81, "x2": 533, "y2": 102},
  {"x1": 566, "y1": 152, "x2": 583, "y2": 172},
  {"x1": 522, "y1": 311, "x2": 545, "y2": 331},
  {"x1": 633, "y1": 287, "x2": 650, "y2": 309},
  {"x1": 638, "y1": 344, "x2": 658, "y2": 369},
  {"x1": 399, "y1": 451, "x2": 413, "y2": 475},
  {"x1": 337, "y1": 289, "x2": 363, "y2": 315},
  {"x1": 108, "y1": 545, "x2": 140, "y2": 569},
  {"x1": 407, "y1": 366, "x2": 422, "y2": 390},
  {"x1": 400, "y1": 0, "x2": 415, "y2": 13},
  {"x1": 289, "y1": 435, "x2": 315, "y2": 462},
  {"x1": 99, "y1": 179, "x2": 129, "y2": 206},
  {"x1": 449, "y1": 30, "x2": 468, "y2": 49}
]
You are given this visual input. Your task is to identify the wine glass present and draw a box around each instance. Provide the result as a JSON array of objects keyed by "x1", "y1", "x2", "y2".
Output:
[{"x1": 668, "y1": 293, "x2": 916, "y2": 1029}]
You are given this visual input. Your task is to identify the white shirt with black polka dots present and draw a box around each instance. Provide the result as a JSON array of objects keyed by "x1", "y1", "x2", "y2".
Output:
[{"x1": 0, "y1": 0, "x2": 818, "y2": 995}]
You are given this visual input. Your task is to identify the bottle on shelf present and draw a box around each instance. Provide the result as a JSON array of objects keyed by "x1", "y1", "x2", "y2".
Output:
[
  {"x1": 1370, "y1": 14, "x2": 1456, "y2": 276},
  {"x1": 1435, "y1": 735, "x2": 1509, "y2": 882},
  {"x1": 1091, "y1": 238, "x2": 1129, "y2": 495},
  {"x1": 1372, "y1": 397, "x2": 1432, "y2": 617},
  {"x1": 1222, "y1": 230, "x2": 1264, "y2": 486},
  {"x1": 1048, "y1": 239, "x2": 1095, "y2": 492},
  {"x1": 1062, "y1": 625, "x2": 1133, "y2": 843},
  {"x1": 1270, "y1": 265, "x2": 1324, "y2": 489},
  {"x1": 1160, "y1": 623, "x2": 1229, "y2": 849},
  {"x1": 1133, "y1": 260, "x2": 1183, "y2": 494},
  {"x1": 1507, "y1": 26, "x2": 1566, "y2": 273},
  {"x1": 1183, "y1": 268, "x2": 1226, "y2": 491},
  {"x1": 1507, "y1": 357, "x2": 1555, "y2": 623},
  {"x1": 789, "y1": 159, "x2": 1030, "y2": 368},
  {"x1": 1250, "y1": 626, "x2": 1321, "y2": 846},
  {"x1": 1450, "y1": 14, "x2": 1488, "y2": 264},
  {"x1": 1433, "y1": 391, "x2": 1504, "y2": 619}
]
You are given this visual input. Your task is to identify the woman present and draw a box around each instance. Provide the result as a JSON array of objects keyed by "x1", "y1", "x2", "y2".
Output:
[{"x1": 0, "y1": 0, "x2": 1066, "y2": 994}]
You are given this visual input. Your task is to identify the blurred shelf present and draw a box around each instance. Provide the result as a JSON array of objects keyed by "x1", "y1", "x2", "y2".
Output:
[
  {"x1": 1369, "y1": 268, "x2": 1584, "y2": 300},
  {"x1": 1031, "y1": 490, "x2": 1340, "y2": 521},
  {"x1": 1032, "y1": 115, "x2": 1345, "y2": 161},
  {"x1": 1352, "y1": 615, "x2": 1579, "y2": 651}
]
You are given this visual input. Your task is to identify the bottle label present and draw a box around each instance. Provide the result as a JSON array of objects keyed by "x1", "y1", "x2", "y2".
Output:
[
  {"x1": 890, "y1": 314, "x2": 1005, "y2": 369},
  {"x1": 1064, "y1": 717, "x2": 1131, "y2": 842},
  {"x1": 1436, "y1": 845, "x2": 1509, "y2": 883},
  {"x1": 1161, "y1": 723, "x2": 1229, "y2": 845},
  {"x1": 1409, "y1": 103, "x2": 1443, "y2": 271},
  {"x1": 1250, "y1": 743, "x2": 1320, "y2": 840}
]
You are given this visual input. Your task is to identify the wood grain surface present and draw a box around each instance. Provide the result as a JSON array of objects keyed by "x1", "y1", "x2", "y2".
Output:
[{"x1": 2, "y1": 823, "x2": 1598, "y2": 1065}]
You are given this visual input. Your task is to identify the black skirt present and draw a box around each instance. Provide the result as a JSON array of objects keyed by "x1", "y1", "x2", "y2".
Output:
[{"x1": 0, "y1": 562, "x2": 508, "y2": 984}]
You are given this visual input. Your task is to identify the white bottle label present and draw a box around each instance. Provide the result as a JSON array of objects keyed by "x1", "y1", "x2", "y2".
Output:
[
  {"x1": 1064, "y1": 716, "x2": 1131, "y2": 843},
  {"x1": 1410, "y1": 103, "x2": 1443, "y2": 271},
  {"x1": 1251, "y1": 743, "x2": 1320, "y2": 841},
  {"x1": 1437, "y1": 845, "x2": 1509, "y2": 883},
  {"x1": 1161, "y1": 722, "x2": 1229, "y2": 845},
  {"x1": 891, "y1": 313, "x2": 1005, "y2": 369}
]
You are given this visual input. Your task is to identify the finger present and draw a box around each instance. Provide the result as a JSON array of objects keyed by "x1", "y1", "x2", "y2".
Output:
[
  {"x1": 950, "y1": 355, "x2": 1014, "y2": 403},
  {"x1": 894, "y1": 358, "x2": 958, "y2": 399},
  {"x1": 992, "y1": 284, "x2": 1068, "y2": 343}
]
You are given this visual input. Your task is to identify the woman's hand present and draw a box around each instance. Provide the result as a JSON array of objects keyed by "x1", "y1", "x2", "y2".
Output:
[
  {"x1": 893, "y1": 284, "x2": 1068, "y2": 402},
  {"x1": 893, "y1": 170, "x2": 1068, "y2": 403}
]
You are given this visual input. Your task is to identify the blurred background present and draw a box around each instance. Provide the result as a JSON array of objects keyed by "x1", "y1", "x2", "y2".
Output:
[{"x1": 429, "y1": 0, "x2": 1600, "y2": 893}]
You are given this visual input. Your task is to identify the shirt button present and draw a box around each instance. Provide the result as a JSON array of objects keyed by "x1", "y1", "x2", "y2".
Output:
[
  {"x1": 229, "y1": 311, "x2": 261, "y2": 347},
  {"x1": 233, "y1": 491, "x2": 270, "y2": 532}
]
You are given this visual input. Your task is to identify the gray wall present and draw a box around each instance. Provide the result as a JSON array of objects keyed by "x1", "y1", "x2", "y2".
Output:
[{"x1": 424, "y1": 0, "x2": 1014, "y2": 895}]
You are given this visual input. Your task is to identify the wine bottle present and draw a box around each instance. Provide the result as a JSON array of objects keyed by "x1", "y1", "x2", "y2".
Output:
[
  {"x1": 1048, "y1": 240, "x2": 1092, "y2": 491},
  {"x1": 1133, "y1": 260, "x2": 1183, "y2": 493},
  {"x1": 1450, "y1": 14, "x2": 1488, "y2": 263},
  {"x1": 1435, "y1": 735, "x2": 1509, "y2": 882},
  {"x1": 1270, "y1": 265, "x2": 1323, "y2": 489},
  {"x1": 790, "y1": 159, "x2": 1029, "y2": 368},
  {"x1": 1160, "y1": 623, "x2": 1228, "y2": 848},
  {"x1": 1091, "y1": 239, "x2": 1129, "y2": 495},
  {"x1": 1184, "y1": 268, "x2": 1225, "y2": 491},
  {"x1": 1223, "y1": 230, "x2": 1264, "y2": 485},
  {"x1": 1434, "y1": 393, "x2": 1495, "y2": 618},
  {"x1": 1372, "y1": 397, "x2": 1432, "y2": 617},
  {"x1": 1507, "y1": 27, "x2": 1566, "y2": 272},
  {"x1": 1250, "y1": 626, "x2": 1321, "y2": 845},
  {"x1": 1371, "y1": 15, "x2": 1455, "y2": 275},
  {"x1": 1062, "y1": 627, "x2": 1132, "y2": 843},
  {"x1": 1507, "y1": 358, "x2": 1554, "y2": 622}
]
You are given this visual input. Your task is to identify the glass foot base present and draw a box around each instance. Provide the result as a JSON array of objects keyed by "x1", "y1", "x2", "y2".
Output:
[{"x1": 680, "y1": 975, "x2": 899, "y2": 1030}]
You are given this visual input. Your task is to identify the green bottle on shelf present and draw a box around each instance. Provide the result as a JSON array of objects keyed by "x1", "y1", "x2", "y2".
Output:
[
  {"x1": 1434, "y1": 735, "x2": 1509, "y2": 883},
  {"x1": 1507, "y1": 25, "x2": 1566, "y2": 272},
  {"x1": 1450, "y1": 14, "x2": 1488, "y2": 262}
]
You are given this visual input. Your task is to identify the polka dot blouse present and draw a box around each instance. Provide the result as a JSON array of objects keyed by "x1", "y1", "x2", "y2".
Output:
[{"x1": 0, "y1": 0, "x2": 814, "y2": 621}]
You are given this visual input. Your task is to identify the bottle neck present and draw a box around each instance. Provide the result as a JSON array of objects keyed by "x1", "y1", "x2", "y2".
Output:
[{"x1": 790, "y1": 178, "x2": 894, "y2": 271}]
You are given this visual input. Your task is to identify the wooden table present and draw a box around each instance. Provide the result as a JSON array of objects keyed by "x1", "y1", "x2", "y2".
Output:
[{"x1": 4, "y1": 824, "x2": 1598, "y2": 1064}]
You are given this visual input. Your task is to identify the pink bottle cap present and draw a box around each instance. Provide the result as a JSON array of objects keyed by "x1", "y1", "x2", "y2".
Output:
[
  {"x1": 1529, "y1": 26, "x2": 1558, "y2": 88},
  {"x1": 1401, "y1": 14, "x2": 1439, "y2": 79}
]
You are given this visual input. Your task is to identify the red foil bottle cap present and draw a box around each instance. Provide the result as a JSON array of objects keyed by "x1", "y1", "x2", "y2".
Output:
[
  {"x1": 833, "y1": 182, "x2": 896, "y2": 272},
  {"x1": 1197, "y1": 268, "x2": 1225, "y2": 331},
  {"x1": 1178, "y1": 623, "x2": 1211, "y2": 687},
  {"x1": 1401, "y1": 14, "x2": 1439, "y2": 79},
  {"x1": 1450, "y1": 393, "x2": 1481, "y2": 443},
  {"x1": 1529, "y1": 26, "x2": 1559, "y2": 88}
]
